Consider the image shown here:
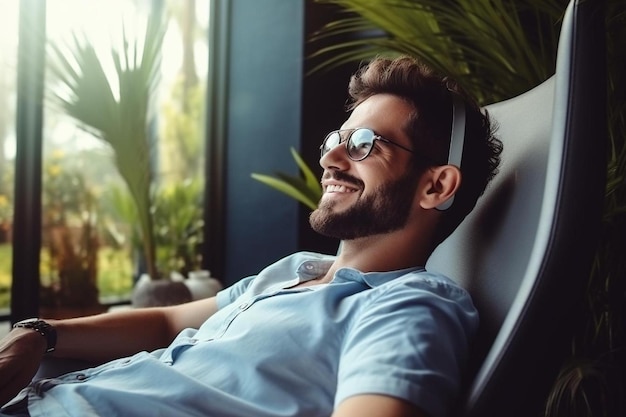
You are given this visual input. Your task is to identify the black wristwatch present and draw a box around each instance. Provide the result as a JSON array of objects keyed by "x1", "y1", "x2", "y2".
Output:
[{"x1": 13, "y1": 318, "x2": 57, "y2": 354}]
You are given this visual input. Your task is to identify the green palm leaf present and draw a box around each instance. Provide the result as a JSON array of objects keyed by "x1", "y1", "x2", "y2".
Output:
[
  {"x1": 251, "y1": 148, "x2": 322, "y2": 211},
  {"x1": 311, "y1": 0, "x2": 566, "y2": 104},
  {"x1": 47, "y1": 12, "x2": 167, "y2": 279}
]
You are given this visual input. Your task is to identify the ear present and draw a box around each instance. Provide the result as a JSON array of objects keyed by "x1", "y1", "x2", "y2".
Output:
[{"x1": 418, "y1": 165, "x2": 462, "y2": 210}]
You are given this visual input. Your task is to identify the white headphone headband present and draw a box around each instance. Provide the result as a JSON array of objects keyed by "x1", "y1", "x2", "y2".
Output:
[{"x1": 436, "y1": 95, "x2": 466, "y2": 211}]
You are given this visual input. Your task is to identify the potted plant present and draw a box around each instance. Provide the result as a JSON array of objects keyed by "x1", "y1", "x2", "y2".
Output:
[
  {"x1": 104, "y1": 180, "x2": 219, "y2": 306},
  {"x1": 47, "y1": 11, "x2": 184, "y2": 305}
]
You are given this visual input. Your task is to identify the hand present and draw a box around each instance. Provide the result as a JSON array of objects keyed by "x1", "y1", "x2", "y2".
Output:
[{"x1": 0, "y1": 328, "x2": 47, "y2": 407}]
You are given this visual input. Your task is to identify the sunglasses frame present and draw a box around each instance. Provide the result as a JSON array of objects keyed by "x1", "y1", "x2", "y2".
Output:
[{"x1": 320, "y1": 128, "x2": 415, "y2": 162}]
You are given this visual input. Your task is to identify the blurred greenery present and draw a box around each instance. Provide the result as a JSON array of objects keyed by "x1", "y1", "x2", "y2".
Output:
[
  {"x1": 0, "y1": 0, "x2": 207, "y2": 312},
  {"x1": 0, "y1": 244, "x2": 11, "y2": 309},
  {"x1": 41, "y1": 152, "x2": 101, "y2": 308},
  {"x1": 160, "y1": 76, "x2": 206, "y2": 182},
  {"x1": 104, "y1": 179, "x2": 205, "y2": 278},
  {"x1": 0, "y1": 244, "x2": 132, "y2": 310},
  {"x1": 47, "y1": 10, "x2": 167, "y2": 280},
  {"x1": 153, "y1": 179, "x2": 204, "y2": 276}
]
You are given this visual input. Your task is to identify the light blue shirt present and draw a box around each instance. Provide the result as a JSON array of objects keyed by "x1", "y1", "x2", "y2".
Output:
[{"x1": 7, "y1": 252, "x2": 478, "y2": 417}]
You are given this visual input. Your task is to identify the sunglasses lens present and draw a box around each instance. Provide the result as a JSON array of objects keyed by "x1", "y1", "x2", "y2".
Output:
[{"x1": 347, "y1": 129, "x2": 374, "y2": 160}]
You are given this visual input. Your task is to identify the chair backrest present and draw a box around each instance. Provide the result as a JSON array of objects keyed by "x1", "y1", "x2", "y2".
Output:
[{"x1": 426, "y1": 1, "x2": 607, "y2": 416}]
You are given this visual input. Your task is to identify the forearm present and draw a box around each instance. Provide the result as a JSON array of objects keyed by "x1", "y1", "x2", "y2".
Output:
[
  {"x1": 46, "y1": 307, "x2": 175, "y2": 363},
  {"x1": 333, "y1": 395, "x2": 427, "y2": 417},
  {"x1": 45, "y1": 296, "x2": 219, "y2": 363}
]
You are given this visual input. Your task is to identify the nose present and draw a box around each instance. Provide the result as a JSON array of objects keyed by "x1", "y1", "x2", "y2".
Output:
[{"x1": 320, "y1": 140, "x2": 351, "y2": 171}]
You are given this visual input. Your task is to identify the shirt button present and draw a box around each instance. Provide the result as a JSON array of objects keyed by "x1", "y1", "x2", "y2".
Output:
[
  {"x1": 239, "y1": 302, "x2": 249, "y2": 310},
  {"x1": 305, "y1": 263, "x2": 314, "y2": 270},
  {"x1": 75, "y1": 373, "x2": 87, "y2": 381}
]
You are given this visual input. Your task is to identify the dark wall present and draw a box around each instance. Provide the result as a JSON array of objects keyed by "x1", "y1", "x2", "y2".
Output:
[
  {"x1": 221, "y1": 0, "x2": 305, "y2": 286},
  {"x1": 298, "y1": 1, "x2": 361, "y2": 255},
  {"x1": 210, "y1": 0, "x2": 363, "y2": 286}
]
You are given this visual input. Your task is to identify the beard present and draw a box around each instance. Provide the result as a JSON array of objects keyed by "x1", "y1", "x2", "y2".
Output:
[{"x1": 309, "y1": 170, "x2": 419, "y2": 240}]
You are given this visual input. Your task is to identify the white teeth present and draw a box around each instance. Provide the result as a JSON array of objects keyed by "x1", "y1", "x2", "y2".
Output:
[{"x1": 326, "y1": 184, "x2": 357, "y2": 193}]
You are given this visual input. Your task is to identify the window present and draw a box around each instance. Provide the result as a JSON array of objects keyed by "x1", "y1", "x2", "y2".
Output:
[
  {"x1": 3, "y1": 0, "x2": 211, "y2": 323},
  {"x1": 0, "y1": 0, "x2": 20, "y2": 325}
]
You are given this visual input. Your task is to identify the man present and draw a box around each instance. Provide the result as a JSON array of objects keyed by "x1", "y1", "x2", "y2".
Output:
[{"x1": 0, "y1": 56, "x2": 502, "y2": 417}]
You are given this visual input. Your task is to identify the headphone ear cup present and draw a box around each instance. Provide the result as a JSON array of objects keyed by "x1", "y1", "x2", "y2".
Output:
[{"x1": 436, "y1": 196, "x2": 454, "y2": 211}]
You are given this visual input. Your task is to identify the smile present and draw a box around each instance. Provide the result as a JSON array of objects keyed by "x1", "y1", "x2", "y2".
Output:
[{"x1": 325, "y1": 184, "x2": 358, "y2": 193}]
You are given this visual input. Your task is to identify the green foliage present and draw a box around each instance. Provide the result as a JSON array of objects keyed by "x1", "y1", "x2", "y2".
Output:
[
  {"x1": 0, "y1": 244, "x2": 12, "y2": 309},
  {"x1": 104, "y1": 180, "x2": 204, "y2": 277},
  {"x1": 311, "y1": 0, "x2": 567, "y2": 104},
  {"x1": 0, "y1": 244, "x2": 132, "y2": 310},
  {"x1": 0, "y1": 162, "x2": 13, "y2": 247},
  {"x1": 251, "y1": 148, "x2": 323, "y2": 211},
  {"x1": 40, "y1": 151, "x2": 100, "y2": 308},
  {"x1": 160, "y1": 75, "x2": 206, "y2": 181},
  {"x1": 43, "y1": 151, "x2": 97, "y2": 226},
  {"x1": 101, "y1": 183, "x2": 142, "y2": 250},
  {"x1": 47, "y1": 10, "x2": 167, "y2": 280},
  {"x1": 153, "y1": 179, "x2": 204, "y2": 276},
  {"x1": 94, "y1": 246, "x2": 133, "y2": 301}
]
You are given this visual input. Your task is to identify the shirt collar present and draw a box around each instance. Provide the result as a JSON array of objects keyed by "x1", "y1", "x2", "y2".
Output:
[
  {"x1": 335, "y1": 266, "x2": 426, "y2": 287},
  {"x1": 295, "y1": 253, "x2": 425, "y2": 288}
]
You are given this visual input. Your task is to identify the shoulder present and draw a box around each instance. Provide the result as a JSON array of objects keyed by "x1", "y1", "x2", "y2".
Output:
[
  {"x1": 367, "y1": 269, "x2": 476, "y2": 316},
  {"x1": 337, "y1": 270, "x2": 478, "y2": 417},
  {"x1": 347, "y1": 268, "x2": 479, "y2": 361}
]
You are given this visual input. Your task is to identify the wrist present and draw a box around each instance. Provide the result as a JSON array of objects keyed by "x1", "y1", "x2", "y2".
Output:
[{"x1": 13, "y1": 318, "x2": 57, "y2": 354}]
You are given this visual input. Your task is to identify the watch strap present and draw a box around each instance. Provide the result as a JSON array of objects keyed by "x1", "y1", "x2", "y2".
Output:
[{"x1": 13, "y1": 318, "x2": 57, "y2": 354}]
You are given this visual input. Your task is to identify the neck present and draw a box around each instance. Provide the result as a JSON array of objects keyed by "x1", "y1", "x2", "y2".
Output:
[{"x1": 320, "y1": 227, "x2": 434, "y2": 283}]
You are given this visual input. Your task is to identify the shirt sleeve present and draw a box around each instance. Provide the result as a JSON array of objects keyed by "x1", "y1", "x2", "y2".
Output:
[{"x1": 335, "y1": 278, "x2": 478, "y2": 417}]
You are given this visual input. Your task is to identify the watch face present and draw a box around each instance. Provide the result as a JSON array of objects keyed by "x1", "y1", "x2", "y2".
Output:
[{"x1": 16, "y1": 318, "x2": 39, "y2": 326}]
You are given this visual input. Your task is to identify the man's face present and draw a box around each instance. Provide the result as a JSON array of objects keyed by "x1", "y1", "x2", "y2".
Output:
[{"x1": 309, "y1": 94, "x2": 421, "y2": 240}]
